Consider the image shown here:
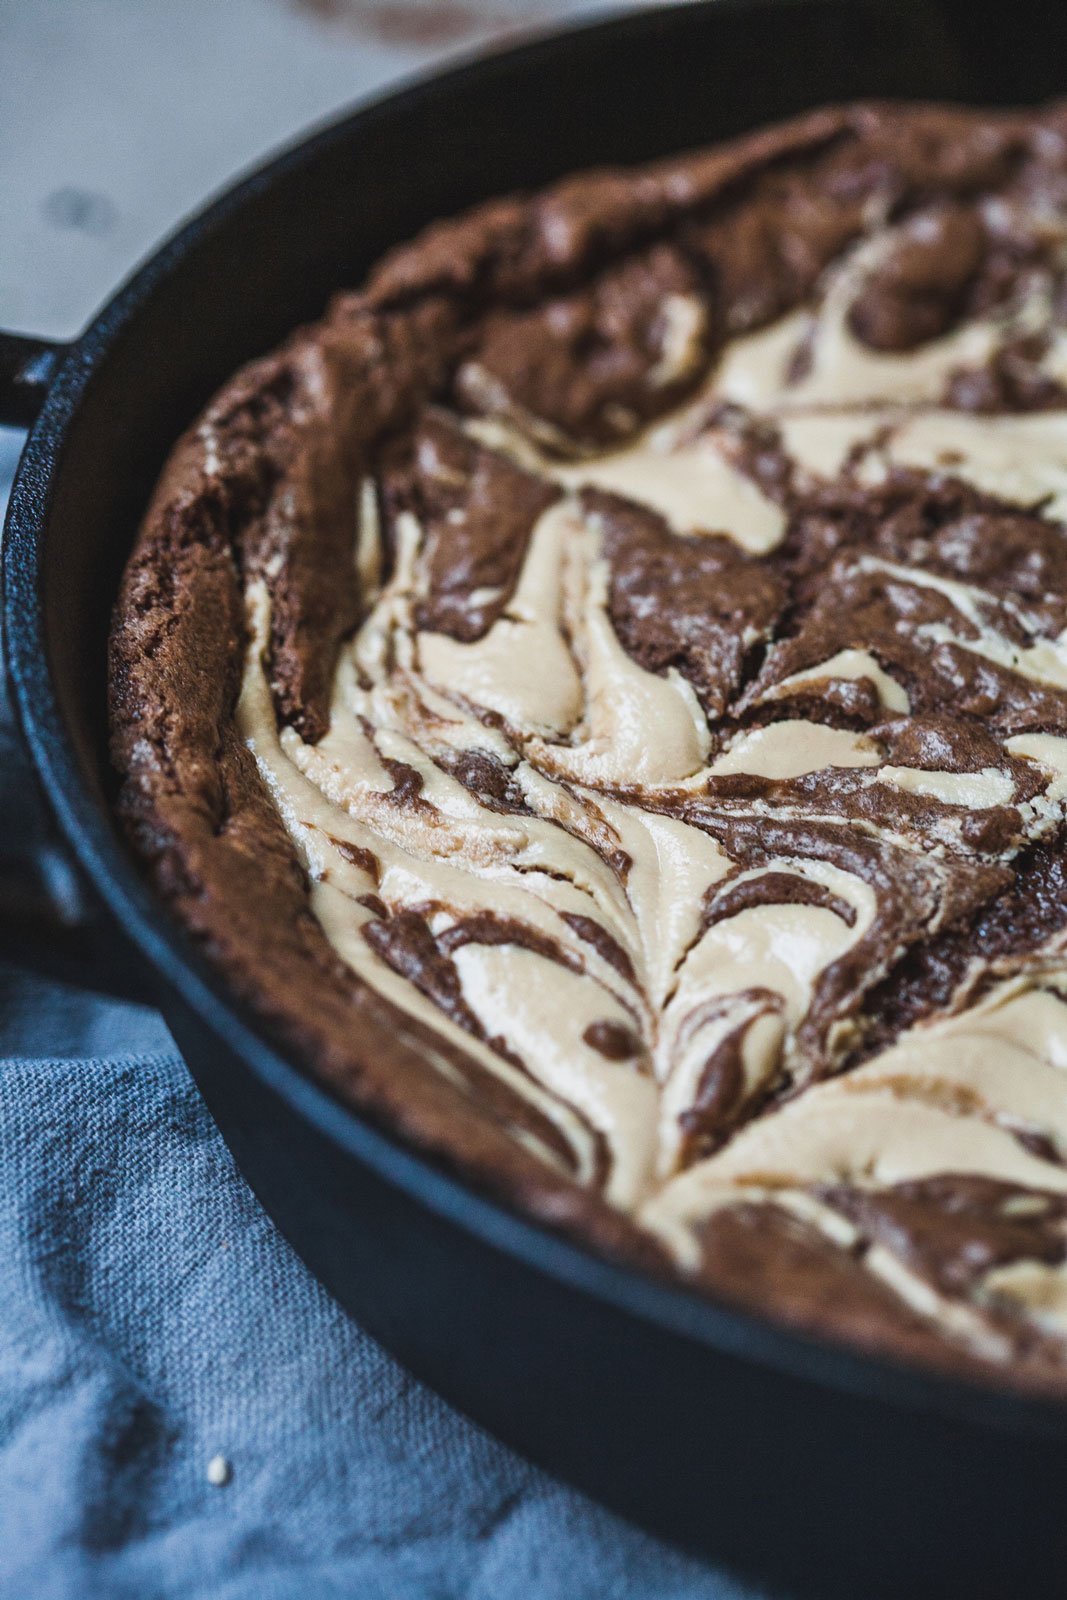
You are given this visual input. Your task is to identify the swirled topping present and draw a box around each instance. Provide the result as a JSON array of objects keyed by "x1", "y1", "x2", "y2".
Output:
[{"x1": 158, "y1": 103, "x2": 1067, "y2": 1372}]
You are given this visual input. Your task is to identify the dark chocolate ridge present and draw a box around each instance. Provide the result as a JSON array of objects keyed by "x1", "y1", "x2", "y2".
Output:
[
  {"x1": 820, "y1": 1174, "x2": 1067, "y2": 1297},
  {"x1": 381, "y1": 408, "x2": 561, "y2": 642},
  {"x1": 701, "y1": 871, "x2": 858, "y2": 933}
]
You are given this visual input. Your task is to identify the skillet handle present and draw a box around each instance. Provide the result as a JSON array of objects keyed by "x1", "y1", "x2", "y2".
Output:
[
  {"x1": 1, "y1": 330, "x2": 152, "y2": 1003},
  {"x1": 0, "y1": 713, "x2": 152, "y2": 1003},
  {"x1": 0, "y1": 331, "x2": 68, "y2": 429}
]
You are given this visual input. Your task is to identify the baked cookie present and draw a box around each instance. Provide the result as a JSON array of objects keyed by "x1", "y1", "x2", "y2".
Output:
[{"x1": 112, "y1": 100, "x2": 1067, "y2": 1388}]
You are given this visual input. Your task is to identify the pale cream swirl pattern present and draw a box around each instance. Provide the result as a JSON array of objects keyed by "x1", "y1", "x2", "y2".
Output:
[{"x1": 235, "y1": 212, "x2": 1067, "y2": 1362}]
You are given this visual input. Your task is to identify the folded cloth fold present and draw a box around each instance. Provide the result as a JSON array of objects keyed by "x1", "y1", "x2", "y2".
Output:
[{"x1": 0, "y1": 967, "x2": 757, "y2": 1600}]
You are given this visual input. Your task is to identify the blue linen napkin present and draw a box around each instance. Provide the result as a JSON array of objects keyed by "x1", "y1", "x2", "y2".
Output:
[
  {"x1": 0, "y1": 967, "x2": 766, "y2": 1600},
  {"x1": 0, "y1": 968, "x2": 771, "y2": 1600}
]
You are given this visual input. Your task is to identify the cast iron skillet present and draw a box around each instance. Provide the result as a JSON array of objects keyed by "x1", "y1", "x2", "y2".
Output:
[{"x1": 5, "y1": 2, "x2": 1067, "y2": 1593}]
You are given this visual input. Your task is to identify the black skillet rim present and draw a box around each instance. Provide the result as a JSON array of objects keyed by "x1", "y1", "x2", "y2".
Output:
[{"x1": 6, "y1": 0, "x2": 1067, "y2": 1448}]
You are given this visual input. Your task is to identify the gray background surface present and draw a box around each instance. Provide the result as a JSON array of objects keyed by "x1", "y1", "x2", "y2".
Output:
[
  {"x1": 0, "y1": 0, "x2": 646, "y2": 338},
  {"x1": 0, "y1": 0, "x2": 656, "y2": 511}
]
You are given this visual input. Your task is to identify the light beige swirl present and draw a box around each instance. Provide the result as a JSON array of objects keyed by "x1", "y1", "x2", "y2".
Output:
[{"x1": 235, "y1": 224, "x2": 1067, "y2": 1359}]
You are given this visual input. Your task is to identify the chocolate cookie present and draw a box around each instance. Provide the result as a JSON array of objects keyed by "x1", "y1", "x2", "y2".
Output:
[{"x1": 111, "y1": 100, "x2": 1067, "y2": 1390}]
